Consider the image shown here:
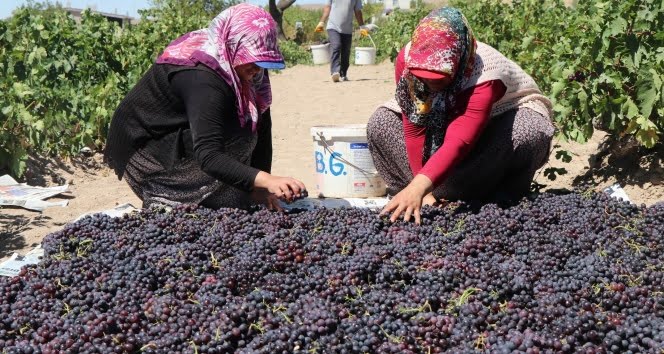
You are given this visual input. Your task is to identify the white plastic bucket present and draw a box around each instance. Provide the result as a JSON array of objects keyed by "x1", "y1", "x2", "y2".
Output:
[
  {"x1": 310, "y1": 43, "x2": 331, "y2": 65},
  {"x1": 310, "y1": 124, "x2": 387, "y2": 198},
  {"x1": 355, "y1": 47, "x2": 376, "y2": 65}
]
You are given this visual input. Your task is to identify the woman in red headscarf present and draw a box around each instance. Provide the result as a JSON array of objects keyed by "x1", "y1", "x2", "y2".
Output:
[
  {"x1": 367, "y1": 7, "x2": 555, "y2": 224},
  {"x1": 105, "y1": 4, "x2": 306, "y2": 210}
]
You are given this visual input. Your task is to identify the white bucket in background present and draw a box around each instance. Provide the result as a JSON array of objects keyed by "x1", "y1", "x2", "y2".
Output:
[
  {"x1": 355, "y1": 47, "x2": 376, "y2": 65},
  {"x1": 310, "y1": 124, "x2": 387, "y2": 198},
  {"x1": 397, "y1": 0, "x2": 411, "y2": 9},
  {"x1": 310, "y1": 43, "x2": 331, "y2": 65}
]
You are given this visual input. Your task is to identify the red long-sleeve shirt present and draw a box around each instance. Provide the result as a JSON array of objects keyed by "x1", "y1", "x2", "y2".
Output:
[{"x1": 394, "y1": 48, "x2": 507, "y2": 187}]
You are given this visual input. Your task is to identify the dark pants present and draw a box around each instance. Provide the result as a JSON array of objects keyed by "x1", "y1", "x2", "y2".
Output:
[
  {"x1": 327, "y1": 29, "x2": 352, "y2": 77},
  {"x1": 123, "y1": 132, "x2": 257, "y2": 209},
  {"x1": 367, "y1": 106, "x2": 555, "y2": 202}
]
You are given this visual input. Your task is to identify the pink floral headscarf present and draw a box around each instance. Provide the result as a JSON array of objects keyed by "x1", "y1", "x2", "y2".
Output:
[{"x1": 156, "y1": 4, "x2": 284, "y2": 133}]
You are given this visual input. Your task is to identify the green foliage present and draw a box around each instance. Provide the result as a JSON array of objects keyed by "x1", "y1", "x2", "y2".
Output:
[
  {"x1": 159, "y1": 0, "x2": 237, "y2": 15},
  {"x1": 127, "y1": 0, "x2": 218, "y2": 72},
  {"x1": 278, "y1": 40, "x2": 313, "y2": 66},
  {"x1": 0, "y1": 7, "x2": 128, "y2": 177},
  {"x1": 355, "y1": 34, "x2": 376, "y2": 49},
  {"x1": 360, "y1": 5, "x2": 430, "y2": 63},
  {"x1": 453, "y1": 0, "x2": 569, "y2": 92},
  {"x1": 0, "y1": 0, "x2": 237, "y2": 177},
  {"x1": 549, "y1": 0, "x2": 663, "y2": 148},
  {"x1": 281, "y1": 5, "x2": 323, "y2": 42},
  {"x1": 453, "y1": 0, "x2": 664, "y2": 148}
]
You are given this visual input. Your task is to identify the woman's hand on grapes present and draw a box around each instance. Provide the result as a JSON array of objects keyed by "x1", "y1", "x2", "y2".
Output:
[
  {"x1": 423, "y1": 192, "x2": 437, "y2": 206},
  {"x1": 254, "y1": 171, "x2": 307, "y2": 203},
  {"x1": 380, "y1": 174, "x2": 433, "y2": 225},
  {"x1": 251, "y1": 188, "x2": 284, "y2": 211}
]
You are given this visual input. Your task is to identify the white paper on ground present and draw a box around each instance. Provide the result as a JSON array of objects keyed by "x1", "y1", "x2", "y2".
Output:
[
  {"x1": 603, "y1": 183, "x2": 632, "y2": 203},
  {"x1": 280, "y1": 197, "x2": 389, "y2": 210},
  {"x1": 0, "y1": 175, "x2": 69, "y2": 211},
  {"x1": 74, "y1": 203, "x2": 139, "y2": 222},
  {"x1": 0, "y1": 245, "x2": 44, "y2": 277}
]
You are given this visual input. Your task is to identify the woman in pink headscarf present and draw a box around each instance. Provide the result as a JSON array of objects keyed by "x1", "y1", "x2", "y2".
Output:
[{"x1": 104, "y1": 4, "x2": 306, "y2": 210}]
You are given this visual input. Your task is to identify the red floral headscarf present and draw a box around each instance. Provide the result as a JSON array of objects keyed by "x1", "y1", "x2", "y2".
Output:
[{"x1": 395, "y1": 7, "x2": 477, "y2": 162}]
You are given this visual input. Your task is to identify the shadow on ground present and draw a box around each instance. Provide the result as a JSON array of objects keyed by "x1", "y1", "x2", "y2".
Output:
[
  {"x1": 573, "y1": 137, "x2": 664, "y2": 188},
  {"x1": 0, "y1": 152, "x2": 105, "y2": 187},
  {"x1": 0, "y1": 212, "x2": 50, "y2": 259}
]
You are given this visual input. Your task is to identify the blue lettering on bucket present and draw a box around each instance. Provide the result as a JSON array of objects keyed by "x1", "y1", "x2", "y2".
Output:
[
  {"x1": 314, "y1": 151, "x2": 346, "y2": 176},
  {"x1": 350, "y1": 143, "x2": 368, "y2": 149},
  {"x1": 315, "y1": 151, "x2": 325, "y2": 173},
  {"x1": 329, "y1": 152, "x2": 344, "y2": 176}
]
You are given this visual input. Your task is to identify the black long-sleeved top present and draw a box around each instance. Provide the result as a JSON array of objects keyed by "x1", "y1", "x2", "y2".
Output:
[{"x1": 104, "y1": 63, "x2": 272, "y2": 192}]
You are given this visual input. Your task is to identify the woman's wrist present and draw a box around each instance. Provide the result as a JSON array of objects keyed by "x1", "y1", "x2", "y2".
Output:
[
  {"x1": 410, "y1": 174, "x2": 433, "y2": 195},
  {"x1": 253, "y1": 171, "x2": 271, "y2": 189}
]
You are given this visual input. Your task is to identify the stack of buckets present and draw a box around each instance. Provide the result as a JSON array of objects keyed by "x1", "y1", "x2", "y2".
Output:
[{"x1": 310, "y1": 124, "x2": 386, "y2": 198}]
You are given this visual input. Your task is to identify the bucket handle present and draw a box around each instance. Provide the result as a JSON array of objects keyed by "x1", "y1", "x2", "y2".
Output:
[
  {"x1": 367, "y1": 34, "x2": 377, "y2": 49},
  {"x1": 316, "y1": 132, "x2": 380, "y2": 177},
  {"x1": 357, "y1": 32, "x2": 377, "y2": 49},
  {"x1": 359, "y1": 33, "x2": 377, "y2": 49}
]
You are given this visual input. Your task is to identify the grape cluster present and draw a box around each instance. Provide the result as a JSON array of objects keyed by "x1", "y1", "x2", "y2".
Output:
[
  {"x1": 567, "y1": 71, "x2": 587, "y2": 82},
  {"x1": 1, "y1": 191, "x2": 663, "y2": 353}
]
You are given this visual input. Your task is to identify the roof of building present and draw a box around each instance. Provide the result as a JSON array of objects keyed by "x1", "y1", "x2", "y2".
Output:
[{"x1": 63, "y1": 7, "x2": 136, "y2": 21}]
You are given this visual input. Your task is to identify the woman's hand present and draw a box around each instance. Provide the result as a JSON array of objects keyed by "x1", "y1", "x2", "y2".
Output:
[
  {"x1": 251, "y1": 188, "x2": 284, "y2": 211},
  {"x1": 254, "y1": 171, "x2": 307, "y2": 203},
  {"x1": 381, "y1": 174, "x2": 433, "y2": 225},
  {"x1": 423, "y1": 192, "x2": 437, "y2": 206}
]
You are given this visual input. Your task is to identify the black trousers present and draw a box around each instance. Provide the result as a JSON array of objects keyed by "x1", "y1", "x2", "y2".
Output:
[{"x1": 327, "y1": 29, "x2": 352, "y2": 77}]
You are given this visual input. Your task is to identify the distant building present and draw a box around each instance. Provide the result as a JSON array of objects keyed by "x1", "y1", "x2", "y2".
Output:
[
  {"x1": 380, "y1": 0, "x2": 411, "y2": 10},
  {"x1": 63, "y1": 7, "x2": 138, "y2": 27}
]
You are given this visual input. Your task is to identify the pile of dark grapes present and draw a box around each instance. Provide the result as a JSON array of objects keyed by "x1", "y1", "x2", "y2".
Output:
[{"x1": 1, "y1": 191, "x2": 663, "y2": 353}]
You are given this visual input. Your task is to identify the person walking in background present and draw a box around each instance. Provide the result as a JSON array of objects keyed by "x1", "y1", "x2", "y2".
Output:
[
  {"x1": 315, "y1": 0, "x2": 369, "y2": 82},
  {"x1": 104, "y1": 4, "x2": 306, "y2": 211},
  {"x1": 367, "y1": 7, "x2": 555, "y2": 224}
]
